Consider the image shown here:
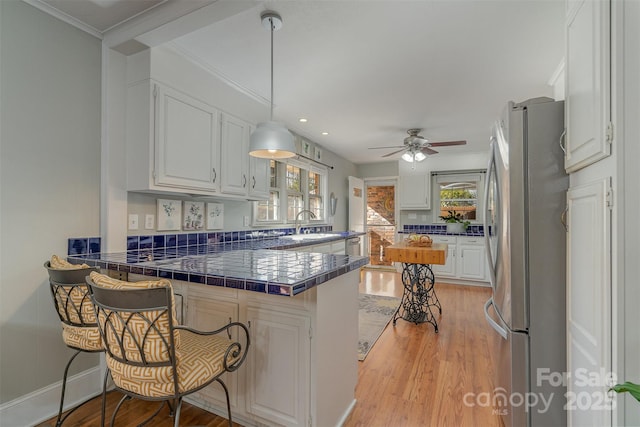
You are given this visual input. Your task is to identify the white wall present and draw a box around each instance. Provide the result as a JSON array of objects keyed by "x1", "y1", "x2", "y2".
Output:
[{"x1": 0, "y1": 0, "x2": 101, "y2": 410}]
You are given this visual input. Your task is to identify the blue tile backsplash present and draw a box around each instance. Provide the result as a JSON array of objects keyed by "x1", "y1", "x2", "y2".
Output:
[{"x1": 402, "y1": 224, "x2": 484, "y2": 236}]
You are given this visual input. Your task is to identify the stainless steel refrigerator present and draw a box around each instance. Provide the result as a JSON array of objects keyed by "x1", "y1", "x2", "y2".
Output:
[{"x1": 483, "y1": 97, "x2": 568, "y2": 427}]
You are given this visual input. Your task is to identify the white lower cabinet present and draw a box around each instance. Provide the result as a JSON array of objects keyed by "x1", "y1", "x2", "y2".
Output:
[
  {"x1": 246, "y1": 306, "x2": 310, "y2": 426},
  {"x1": 457, "y1": 237, "x2": 486, "y2": 281},
  {"x1": 178, "y1": 269, "x2": 360, "y2": 427},
  {"x1": 430, "y1": 236, "x2": 457, "y2": 278},
  {"x1": 186, "y1": 287, "x2": 241, "y2": 409},
  {"x1": 430, "y1": 235, "x2": 488, "y2": 284}
]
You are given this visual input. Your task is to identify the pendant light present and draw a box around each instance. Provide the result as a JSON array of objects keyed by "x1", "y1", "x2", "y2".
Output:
[{"x1": 249, "y1": 11, "x2": 296, "y2": 159}]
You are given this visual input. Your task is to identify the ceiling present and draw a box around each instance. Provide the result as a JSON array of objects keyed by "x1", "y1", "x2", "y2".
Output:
[{"x1": 34, "y1": 0, "x2": 565, "y2": 165}]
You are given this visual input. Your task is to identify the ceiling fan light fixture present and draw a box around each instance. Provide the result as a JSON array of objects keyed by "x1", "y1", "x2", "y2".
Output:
[
  {"x1": 249, "y1": 11, "x2": 295, "y2": 159},
  {"x1": 414, "y1": 151, "x2": 426, "y2": 162},
  {"x1": 401, "y1": 152, "x2": 415, "y2": 162}
]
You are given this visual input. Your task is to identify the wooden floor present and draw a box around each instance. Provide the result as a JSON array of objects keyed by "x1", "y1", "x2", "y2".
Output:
[{"x1": 37, "y1": 270, "x2": 501, "y2": 427}]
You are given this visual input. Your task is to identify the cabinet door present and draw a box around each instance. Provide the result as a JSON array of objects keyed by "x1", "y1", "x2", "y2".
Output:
[
  {"x1": 246, "y1": 307, "x2": 310, "y2": 427},
  {"x1": 564, "y1": 0, "x2": 611, "y2": 172},
  {"x1": 566, "y1": 179, "x2": 612, "y2": 427},
  {"x1": 220, "y1": 113, "x2": 250, "y2": 195},
  {"x1": 249, "y1": 156, "x2": 270, "y2": 199},
  {"x1": 155, "y1": 85, "x2": 220, "y2": 191},
  {"x1": 186, "y1": 294, "x2": 240, "y2": 408},
  {"x1": 430, "y1": 236, "x2": 456, "y2": 278},
  {"x1": 398, "y1": 161, "x2": 430, "y2": 209},
  {"x1": 457, "y1": 241, "x2": 486, "y2": 281}
]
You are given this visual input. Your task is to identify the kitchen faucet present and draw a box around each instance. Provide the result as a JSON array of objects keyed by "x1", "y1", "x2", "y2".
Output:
[{"x1": 294, "y1": 209, "x2": 316, "y2": 234}]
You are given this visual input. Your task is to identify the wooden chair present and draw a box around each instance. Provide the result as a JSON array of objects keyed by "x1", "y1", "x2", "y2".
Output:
[
  {"x1": 86, "y1": 272, "x2": 249, "y2": 427},
  {"x1": 44, "y1": 259, "x2": 107, "y2": 426}
]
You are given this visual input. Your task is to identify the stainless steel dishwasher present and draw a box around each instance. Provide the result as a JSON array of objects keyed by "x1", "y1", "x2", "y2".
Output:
[{"x1": 346, "y1": 237, "x2": 361, "y2": 256}]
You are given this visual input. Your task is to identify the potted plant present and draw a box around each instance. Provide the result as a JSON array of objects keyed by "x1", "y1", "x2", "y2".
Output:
[{"x1": 439, "y1": 210, "x2": 470, "y2": 234}]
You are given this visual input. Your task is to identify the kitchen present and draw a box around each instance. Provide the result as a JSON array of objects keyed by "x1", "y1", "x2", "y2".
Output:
[{"x1": 1, "y1": 1, "x2": 638, "y2": 426}]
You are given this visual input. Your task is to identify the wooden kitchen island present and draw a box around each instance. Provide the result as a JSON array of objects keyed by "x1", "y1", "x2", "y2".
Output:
[{"x1": 385, "y1": 242, "x2": 448, "y2": 332}]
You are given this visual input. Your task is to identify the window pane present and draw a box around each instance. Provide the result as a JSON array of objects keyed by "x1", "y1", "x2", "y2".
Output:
[
  {"x1": 287, "y1": 195, "x2": 304, "y2": 221},
  {"x1": 256, "y1": 190, "x2": 279, "y2": 221},
  {"x1": 310, "y1": 196, "x2": 323, "y2": 220},
  {"x1": 286, "y1": 165, "x2": 301, "y2": 191},
  {"x1": 439, "y1": 180, "x2": 478, "y2": 220},
  {"x1": 308, "y1": 171, "x2": 320, "y2": 195}
]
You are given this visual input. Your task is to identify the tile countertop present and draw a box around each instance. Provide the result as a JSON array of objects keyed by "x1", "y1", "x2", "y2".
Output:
[{"x1": 68, "y1": 232, "x2": 368, "y2": 297}]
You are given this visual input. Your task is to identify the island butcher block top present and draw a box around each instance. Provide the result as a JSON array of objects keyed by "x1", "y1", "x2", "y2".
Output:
[{"x1": 385, "y1": 242, "x2": 448, "y2": 265}]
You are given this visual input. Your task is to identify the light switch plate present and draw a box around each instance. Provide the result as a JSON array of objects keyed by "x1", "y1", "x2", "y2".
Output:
[
  {"x1": 145, "y1": 214, "x2": 155, "y2": 230},
  {"x1": 243, "y1": 216, "x2": 250, "y2": 227},
  {"x1": 128, "y1": 214, "x2": 139, "y2": 230},
  {"x1": 408, "y1": 213, "x2": 417, "y2": 220}
]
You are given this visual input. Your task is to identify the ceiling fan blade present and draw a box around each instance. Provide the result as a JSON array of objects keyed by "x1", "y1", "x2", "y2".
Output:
[
  {"x1": 428, "y1": 140, "x2": 467, "y2": 147},
  {"x1": 421, "y1": 147, "x2": 439, "y2": 155},
  {"x1": 368, "y1": 145, "x2": 405, "y2": 150},
  {"x1": 381, "y1": 148, "x2": 408, "y2": 158}
]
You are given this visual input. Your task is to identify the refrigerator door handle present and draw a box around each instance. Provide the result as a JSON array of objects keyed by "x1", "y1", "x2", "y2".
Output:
[
  {"x1": 484, "y1": 298, "x2": 508, "y2": 339},
  {"x1": 484, "y1": 139, "x2": 498, "y2": 291}
]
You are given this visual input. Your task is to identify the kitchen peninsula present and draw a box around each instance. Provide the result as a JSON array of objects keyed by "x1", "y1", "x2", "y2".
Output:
[{"x1": 69, "y1": 233, "x2": 367, "y2": 427}]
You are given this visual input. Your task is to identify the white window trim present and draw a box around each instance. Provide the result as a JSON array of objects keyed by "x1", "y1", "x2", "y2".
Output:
[
  {"x1": 432, "y1": 170, "x2": 485, "y2": 224},
  {"x1": 252, "y1": 158, "x2": 328, "y2": 227}
]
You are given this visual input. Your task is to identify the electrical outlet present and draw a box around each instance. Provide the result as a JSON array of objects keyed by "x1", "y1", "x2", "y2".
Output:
[
  {"x1": 145, "y1": 214, "x2": 155, "y2": 230},
  {"x1": 421, "y1": 215, "x2": 428, "y2": 221},
  {"x1": 128, "y1": 214, "x2": 139, "y2": 230},
  {"x1": 243, "y1": 216, "x2": 250, "y2": 227},
  {"x1": 408, "y1": 213, "x2": 417, "y2": 220}
]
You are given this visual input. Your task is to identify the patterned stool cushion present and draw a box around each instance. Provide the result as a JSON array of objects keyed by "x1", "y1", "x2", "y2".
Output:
[
  {"x1": 50, "y1": 255, "x2": 89, "y2": 270},
  {"x1": 49, "y1": 256, "x2": 101, "y2": 349},
  {"x1": 106, "y1": 329, "x2": 237, "y2": 397},
  {"x1": 62, "y1": 323, "x2": 103, "y2": 351}
]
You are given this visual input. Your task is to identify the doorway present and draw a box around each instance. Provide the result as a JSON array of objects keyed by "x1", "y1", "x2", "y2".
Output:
[{"x1": 365, "y1": 180, "x2": 396, "y2": 268}]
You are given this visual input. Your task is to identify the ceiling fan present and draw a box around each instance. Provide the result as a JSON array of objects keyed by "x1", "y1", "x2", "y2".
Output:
[{"x1": 369, "y1": 128, "x2": 466, "y2": 161}]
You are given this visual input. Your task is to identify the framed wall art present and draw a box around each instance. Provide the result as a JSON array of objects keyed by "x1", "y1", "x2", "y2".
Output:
[
  {"x1": 157, "y1": 199, "x2": 182, "y2": 231},
  {"x1": 183, "y1": 201, "x2": 205, "y2": 230},
  {"x1": 206, "y1": 202, "x2": 224, "y2": 229}
]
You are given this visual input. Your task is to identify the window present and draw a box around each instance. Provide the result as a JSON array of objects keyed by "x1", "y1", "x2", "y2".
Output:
[
  {"x1": 253, "y1": 160, "x2": 327, "y2": 225},
  {"x1": 433, "y1": 172, "x2": 485, "y2": 223}
]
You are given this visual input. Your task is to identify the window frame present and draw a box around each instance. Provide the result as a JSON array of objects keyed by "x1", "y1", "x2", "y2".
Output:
[
  {"x1": 252, "y1": 158, "x2": 328, "y2": 226},
  {"x1": 431, "y1": 171, "x2": 485, "y2": 224}
]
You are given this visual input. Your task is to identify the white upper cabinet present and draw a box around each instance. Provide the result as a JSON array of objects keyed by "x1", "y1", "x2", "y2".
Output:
[
  {"x1": 220, "y1": 113, "x2": 250, "y2": 196},
  {"x1": 156, "y1": 84, "x2": 221, "y2": 191},
  {"x1": 564, "y1": 0, "x2": 611, "y2": 172},
  {"x1": 398, "y1": 160, "x2": 431, "y2": 209},
  {"x1": 126, "y1": 80, "x2": 221, "y2": 195},
  {"x1": 248, "y1": 155, "x2": 270, "y2": 199}
]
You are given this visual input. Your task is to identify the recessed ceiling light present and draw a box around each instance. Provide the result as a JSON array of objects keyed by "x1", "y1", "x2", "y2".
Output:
[
  {"x1": 298, "y1": 118, "x2": 308, "y2": 123},
  {"x1": 321, "y1": 132, "x2": 329, "y2": 136}
]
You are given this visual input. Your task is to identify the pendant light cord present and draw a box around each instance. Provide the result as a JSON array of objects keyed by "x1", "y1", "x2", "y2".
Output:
[{"x1": 269, "y1": 17, "x2": 274, "y2": 122}]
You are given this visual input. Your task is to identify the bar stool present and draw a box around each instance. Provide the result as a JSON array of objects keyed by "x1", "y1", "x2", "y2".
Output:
[{"x1": 45, "y1": 256, "x2": 106, "y2": 426}]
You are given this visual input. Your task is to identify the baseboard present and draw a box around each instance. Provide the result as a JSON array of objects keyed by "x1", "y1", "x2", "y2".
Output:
[
  {"x1": 336, "y1": 399, "x2": 357, "y2": 426},
  {"x1": 0, "y1": 366, "x2": 103, "y2": 427}
]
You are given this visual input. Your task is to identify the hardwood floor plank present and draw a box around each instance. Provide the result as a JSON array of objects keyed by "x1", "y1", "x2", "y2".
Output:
[{"x1": 37, "y1": 272, "x2": 501, "y2": 427}]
